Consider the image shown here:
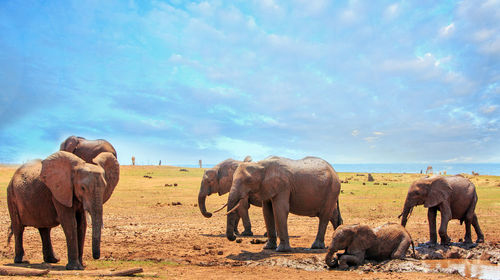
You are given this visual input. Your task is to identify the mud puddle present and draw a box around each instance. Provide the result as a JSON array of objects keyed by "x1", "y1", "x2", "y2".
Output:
[{"x1": 422, "y1": 259, "x2": 500, "y2": 280}]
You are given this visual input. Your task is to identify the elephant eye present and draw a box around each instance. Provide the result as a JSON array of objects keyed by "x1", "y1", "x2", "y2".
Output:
[{"x1": 81, "y1": 186, "x2": 85, "y2": 191}]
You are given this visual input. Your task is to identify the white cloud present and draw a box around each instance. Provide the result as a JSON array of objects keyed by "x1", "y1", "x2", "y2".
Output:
[
  {"x1": 384, "y1": 3, "x2": 400, "y2": 19},
  {"x1": 351, "y1": 129, "x2": 359, "y2": 136},
  {"x1": 439, "y1": 23, "x2": 455, "y2": 37},
  {"x1": 480, "y1": 105, "x2": 498, "y2": 114},
  {"x1": 373, "y1": 131, "x2": 384, "y2": 136}
]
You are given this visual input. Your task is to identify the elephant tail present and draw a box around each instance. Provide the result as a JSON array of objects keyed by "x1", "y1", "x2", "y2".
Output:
[
  {"x1": 7, "y1": 224, "x2": 13, "y2": 246},
  {"x1": 410, "y1": 239, "x2": 416, "y2": 258}
]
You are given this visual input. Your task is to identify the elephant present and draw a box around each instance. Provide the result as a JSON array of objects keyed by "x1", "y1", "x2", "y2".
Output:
[
  {"x1": 226, "y1": 156, "x2": 342, "y2": 252},
  {"x1": 7, "y1": 151, "x2": 119, "y2": 270},
  {"x1": 198, "y1": 156, "x2": 260, "y2": 236},
  {"x1": 399, "y1": 175, "x2": 484, "y2": 245},
  {"x1": 60, "y1": 136, "x2": 117, "y2": 163},
  {"x1": 325, "y1": 223, "x2": 414, "y2": 269}
]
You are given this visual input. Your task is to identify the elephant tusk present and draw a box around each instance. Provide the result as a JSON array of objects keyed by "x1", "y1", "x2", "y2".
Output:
[
  {"x1": 226, "y1": 200, "x2": 242, "y2": 215},
  {"x1": 213, "y1": 203, "x2": 227, "y2": 213}
]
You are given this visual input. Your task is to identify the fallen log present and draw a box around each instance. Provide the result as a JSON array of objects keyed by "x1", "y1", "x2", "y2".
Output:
[
  {"x1": 49, "y1": 267, "x2": 144, "y2": 277},
  {"x1": 0, "y1": 265, "x2": 49, "y2": 276}
]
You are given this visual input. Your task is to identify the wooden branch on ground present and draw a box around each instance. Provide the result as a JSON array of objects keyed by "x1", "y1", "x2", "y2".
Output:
[
  {"x1": 0, "y1": 266, "x2": 49, "y2": 276},
  {"x1": 0, "y1": 265, "x2": 143, "y2": 277}
]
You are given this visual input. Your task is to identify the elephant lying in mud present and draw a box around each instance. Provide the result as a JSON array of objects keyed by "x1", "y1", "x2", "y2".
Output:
[
  {"x1": 226, "y1": 156, "x2": 342, "y2": 252},
  {"x1": 198, "y1": 156, "x2": 260, "y2": 236},
  {"x1": 7, "y1": 151, "x2": 119, "y2": 270},
  {"x1": 60, "y1": 136, "x2": 117, "y2": 163},
  {"x1": 399, "y1": 175, "x2": 484, "y2": 245},
  {"x1": 325, "y1": 223, "x2": 414, "y2": 270}
]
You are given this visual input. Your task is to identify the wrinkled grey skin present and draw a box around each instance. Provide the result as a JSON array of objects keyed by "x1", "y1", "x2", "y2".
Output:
[
  {"x1": 198, "y1": 157, "x2": 260, "y2": 236},
  {"x1": 60, "y1": 136, "x2": 117, "y2": 163},
  {"x1": 325, "y1": 223, "x2": 414, "y2": 269},
  {"x1": 7, "y1": 151, "x2": 119, "y2": 270},
  {"x1": 400, "y1": 175, "x2": 484, "y2": 245},
  {"x1": 227, "y1": 156, "x2": 342, "y2": 252}
]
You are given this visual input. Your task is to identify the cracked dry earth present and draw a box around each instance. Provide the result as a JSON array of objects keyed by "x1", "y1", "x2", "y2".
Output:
[{"x1": 0, "y1": 165, "x2": 498, "y2": 279}]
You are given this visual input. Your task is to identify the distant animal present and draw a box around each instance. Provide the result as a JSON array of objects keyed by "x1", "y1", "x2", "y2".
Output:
[
  {"x1": 226, "y1": 156, "x2": 342, "y2": 251},
  {"x1": 132, "y1": 156, "x2": 135, "y2": 165},
  {"x1": 425, "y1": 166, "x2": 433, "y2": 174},
  {"x1": 367, "y1": 173, "x2": 374, "y2": 182},
  {"x1": 325, "y1": 223, "x2": 414, "y2": 269},
  {"x1": 7, "y1": 151, "x2": 119, "y2": 270},
  {"x1": 198, "y1": 156, "x2": 257, "y2": 236},
  {"x1": 60, "y1": 136, "x2": 117, "y2": 163},
  {"x1": 399, "y1": 175, "x2": 484, "y2": 245}
]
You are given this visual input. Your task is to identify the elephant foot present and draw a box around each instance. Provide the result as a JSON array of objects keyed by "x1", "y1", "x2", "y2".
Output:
[
  {"x1": 233, "y1": 229, "x2": 240, "y2": 236},
  {"x1": 276, "y1": 243, "x2": 292, "y2": 252},
  {"x1": 14, "y1": 257, "x2": 29, "y2": 264},
  {"x1": 43, "y1": 255, "x2": 60, "y2": 263},
  {"x1": 464, "y1": 237, "x2": 473, "y2": 244},
  {"x1": 337, "y1": 263, "x2": 349, "y2": 270},
  {"x1": 66, "y1": 262, "x2": 84, "y2": 270},
  {"x1": 440, "y1": 236, "x2": 451, "y2": 246},
  {"x1": 240, "y1": 230, "x2": 253, "y2": 236},
  {"x1": 310, "y1": 240, "x2": 325, "y2": 249},
  {"x1": 263, "y1": 240, "x2": 277, "y2": 250},
  {"x1": 476, "y1": 237, "x2": 484, "y2": 243}
]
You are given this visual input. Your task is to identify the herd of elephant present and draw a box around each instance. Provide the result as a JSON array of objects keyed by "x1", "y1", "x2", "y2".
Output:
[{"x1": 5, "y1": 136, "x2": 485, "y2": 270}]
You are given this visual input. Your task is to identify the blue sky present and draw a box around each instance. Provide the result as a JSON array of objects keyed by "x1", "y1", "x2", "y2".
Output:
[{"x1": 1, "y1": 0, "x2": 499, "y2": 165}]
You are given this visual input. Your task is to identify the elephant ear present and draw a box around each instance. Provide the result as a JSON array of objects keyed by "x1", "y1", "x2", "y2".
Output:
[
  {"x1": 40, "y1": 151, "x2": 86, "y2": 208},
  {"x1": 424, "y1": 177, "x2": 452, "y2": 208},
  {"x1": 93, "y1": 152, "x2": 120, "y2": 204},
  {"x1": 348, "y1": 225, "x2": 377, "y2": 253},
  {"x1": 60, "y1": 136, "x2": 80, "y2": 153},
  {"x1": 261, "y1": 163, "x2": 287, "y2": 200},
  {"x1": 243, "y1": 156, "x2": 252, "y2": 162}
]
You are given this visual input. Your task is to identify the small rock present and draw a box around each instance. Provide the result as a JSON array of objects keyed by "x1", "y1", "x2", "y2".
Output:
[
  {"x1": 236, "y1": 239, "x2": 243, "y2": 243},
  {"x1": 374, "y1": 182, "x2": 380, "y2": 185},
  {"x1": 383, "y1": 182, "x2": 388, "y2": 185},
  {"x1": 179, "y1": 169, "x2": 188, "y2": 172},
  {"x1": 143, "y1": 175, "x2": 152, "y2": 179},
  {"x1": 193, "y1": 245, "x2": 201, "y2": 250},
  {"x1": 172, "y1": 201, "x2": 182, "y2": 206},
  {"x1": 217, "y1": 250, "x2": 223, "y2": 255},
  {"x1": 250, "y1": 239, "x2": 266, "y2": 244},
  {"x1": 350, "y1": 192, "x2": 354, "y2": 195},
  {"x1": 174, "y1": 183, "x2": 178, "y2": 186},
  {"x1": 362, "y1": 182, "x2": 366, "y2": 185}
]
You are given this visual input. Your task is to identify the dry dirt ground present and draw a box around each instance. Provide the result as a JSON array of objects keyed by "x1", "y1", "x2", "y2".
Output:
[{"x1": 0, "y1": 165, "x2": 499, "y2": 279}]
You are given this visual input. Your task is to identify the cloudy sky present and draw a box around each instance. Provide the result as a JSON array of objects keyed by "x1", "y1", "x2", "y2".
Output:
[{"x1": 1, "y1": 0, "x2": 499, "y2": 165}]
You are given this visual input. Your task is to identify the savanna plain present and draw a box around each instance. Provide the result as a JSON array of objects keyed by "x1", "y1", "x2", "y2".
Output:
[{"x1": 0, "y1": 164, "x2": 499, "y2": 279}]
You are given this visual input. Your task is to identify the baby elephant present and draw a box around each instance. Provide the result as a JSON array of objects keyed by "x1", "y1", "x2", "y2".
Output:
[{"x1": 325, "y1": 223, "x2": 414, "y2": 269}]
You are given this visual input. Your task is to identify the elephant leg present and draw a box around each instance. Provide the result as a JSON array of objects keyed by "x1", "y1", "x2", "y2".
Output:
[
  {"x1": 272, "y1": 193, "x2": 291, "y2": 252},
  {"x1": 55, "y1": 205, "x2": 83, "y2": 270},
  {"x1": 262, "y1": 200, "x2": 277, "y2": 250},
  {"x1": 427, "y1": 207, "x2": 438, "y2": 244},
  {"x1": 311, "y1": 213, "x2": 329, "y2": 249},
  {"x1": 39, "y1": 228, "x2": 59, "y2": 263},
  {"x1": 237, "y1": 199, "x2": 253, "y2": 236},
  {"x1": 338, "y1": 253, "x2": 364, "y2": 269},
  {"x1": 13, "y1": 224, "x2": 26, "y2": 263},
  {"x1": 233, "y1": 217, "x2": 240, "y2": 235},
  {"x1": 464, "y1": 217, "x2": 473, "y2": 244},
  {"x1": 438, "y1": 204, "x2": 452, "y2": 245},
  {"x1": 76, "y1": 210, "x2": 87, "y2": 265},
  {"x1": 472, "y1": 214, "x2": 484, "y2": 243},
  {"x1": 391, "y1": 238, "x2": 411, "y2": 259}
]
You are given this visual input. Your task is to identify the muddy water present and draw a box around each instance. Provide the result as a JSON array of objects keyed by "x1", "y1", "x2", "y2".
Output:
[{"x1": 423, "y1": 259, "x2": 500, "y2": 280}]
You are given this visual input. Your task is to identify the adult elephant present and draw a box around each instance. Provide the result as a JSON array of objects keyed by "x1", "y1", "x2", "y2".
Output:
[
  {"x1": 399, "y1": 175, "x2": 484, "y2": 245},
  {"x1": 325, "y1": 223, "x2": 414, "y2": 269},
  {"x1": 226, "y1": 156, "x2": 342, "y2": 252},
  {"x1": 7, "y1": 151, "x2": 119, "y2": 270},
  {"x1": 60, "y1": 136, "x2": 117, "y2": 163},
  {"x1": 198, "y1": 156, "x2": 258, "y2": 236}
]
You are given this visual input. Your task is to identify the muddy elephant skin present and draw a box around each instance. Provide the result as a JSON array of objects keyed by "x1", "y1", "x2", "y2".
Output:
[
  {"x1": 60, "y1": 136, "x2": 117, "y2": 163},
  {"x1": 325, "y1": 223, "x2": 414, "y2": 269},
  {"x1": 399, "y1": 175, "x2": 484, "y2": 245},
  {"x1": 7, "y1": 151, "x2": 119, "y2": 270},
  {"x1": 226, "y1": 156, "x2": 342, "y2": 252}
]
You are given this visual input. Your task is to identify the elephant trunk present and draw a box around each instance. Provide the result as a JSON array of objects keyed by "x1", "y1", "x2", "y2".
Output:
[
  {"x1": 90, "y1": 203, "x2": 103, "y2": 259},
  {"x1": 198, "y1": 184, "x2": 212, "y2": 218},
  {"x1": 399, "y1": 199, "x2": 414, "y2": 227},
  {"x1": 226, "y1": 192, "x2": 240, "y2": 241},
  {"x1": 325, "y1": 248, "x2": 337, "y2": 268}
]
